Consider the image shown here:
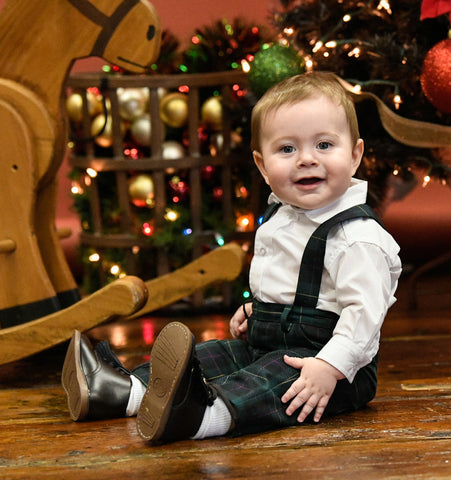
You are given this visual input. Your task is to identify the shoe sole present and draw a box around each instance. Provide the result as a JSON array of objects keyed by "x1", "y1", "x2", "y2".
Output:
[
  {"x1": 61, "y1": 330, "x2": 89, "y2": 421},
  {"x1": 137, "y1": 322, "x2": 194, "y2": 443}
]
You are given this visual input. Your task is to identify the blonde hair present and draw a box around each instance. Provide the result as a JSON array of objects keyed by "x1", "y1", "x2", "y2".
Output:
[{"x1": 251, "y1": 71, "x2": 360, "y2": 152}]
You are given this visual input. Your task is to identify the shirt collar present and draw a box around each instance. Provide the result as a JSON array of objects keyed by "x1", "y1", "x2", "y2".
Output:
[{"x1": 268, "y1": 178, "x2": 368, "y2": 224}]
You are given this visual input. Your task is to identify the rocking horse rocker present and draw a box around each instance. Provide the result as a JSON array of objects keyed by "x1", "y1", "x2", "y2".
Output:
[{"x1": 0, "y1": 0, "x2": 245, "y2": 365}]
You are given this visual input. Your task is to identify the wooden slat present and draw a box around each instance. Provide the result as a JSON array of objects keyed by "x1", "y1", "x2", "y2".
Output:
[{"x1": 66, "y1": 71, "x2": 247, "y2": 90}]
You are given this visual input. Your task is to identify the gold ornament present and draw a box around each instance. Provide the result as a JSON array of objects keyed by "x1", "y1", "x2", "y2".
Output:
[
  {"x1": 66, "y1": 91, "x2": 104, "y2": 123},
  {"x1": 66, "y1": 93, "x2": 84, "y2": 122},
  {"x1": 91, "y1": 113, "x2": 113, "y2": 148},
  {"x1": 118, "y1": 87, "x2": 149, "y2": 121},
  {"x1": 159, "y1": 92, "x2": 189, "y2": 128},
  {"x1": 128, "y1": 174, "x2": 155, "y2": 208},
  {"x1": 162, "y1": 140, "x2": 185, "y2": 160},
  {"x1": 201, "y1": 96, "x2": 222, "y2": 131},
  {"x1": 130, "y1": 113, "x2": 152, "y2": 146}
]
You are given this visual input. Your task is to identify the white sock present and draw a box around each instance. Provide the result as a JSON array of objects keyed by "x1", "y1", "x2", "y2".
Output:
[
  {"x1": 125, "y1": 375, "x2": 146, "y2": 417},
  {"x1": 191, "y1": 397, "x2": 232, "y2": 440}
]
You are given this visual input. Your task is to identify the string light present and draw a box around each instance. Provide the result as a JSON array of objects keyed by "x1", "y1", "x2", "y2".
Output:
[
  {"x1": 236, "y1": 213, "x2": 254, "y2": 232},
  {"x1": 312, "y1": 41, "x2": 323, "y2": 53},
  {"x1": 224, "y1": 22, "x2": 234, "y2": 36},
  {"x1": 88, "y1": 252, "x2": 100, "y2": 262},
  {"x1": 215, "y1": 233, "x2": 225, "y2": 246},
  {"x1": 86, "y1": 168, "x2": 98, "y2": 178},
  {"x1": 241, "y1": 59, "x2": 250, "y2": 72},
  {"x1": 142, "y1": 222, "x2": 154, "y2": 236},
  {"x1": 110, "y1": 264, "x2": 120, "y2": 275},
  {"x1": 393, "y1": 94, "x2": 402, "y2": 110},
  {"x1": 235, "y1": 185, "x2": 249, "y2": 198},
  {"x1": 84, "y1": 175, "x2": 91, "y2": 187},
  {"x1": 377, "y1": 0, "x2": 392, "y2": 15},
  {"x1": 164, "y1": 209, "x2": 179, "y2": 222},
  {"x1": 71, "y1": 181, "x2": 83, "y2": 195},
  {"x1": 422, "y1": 175, "x2": 431, "y2": 187},
  {"x1": 124, "y1": 147, "x2": 139, "y2": 159}
]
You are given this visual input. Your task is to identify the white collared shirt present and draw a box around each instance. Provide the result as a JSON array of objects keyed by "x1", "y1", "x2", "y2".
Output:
[{"x1": 250, "y1": 178, "x2": 402, "y2": 382}]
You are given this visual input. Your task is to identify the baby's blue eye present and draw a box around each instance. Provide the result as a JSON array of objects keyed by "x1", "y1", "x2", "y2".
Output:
[
  {"x1": 317, "y1": 141, "x2": 331, "y2": 150},
  {"x1": 281, "y1": 145, "x2": 295, "y2": 153}
]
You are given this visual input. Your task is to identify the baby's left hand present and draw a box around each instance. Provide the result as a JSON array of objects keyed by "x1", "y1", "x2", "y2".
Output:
[{"x1": 281, "y1": 356, "x2": 345, "y2": 423}]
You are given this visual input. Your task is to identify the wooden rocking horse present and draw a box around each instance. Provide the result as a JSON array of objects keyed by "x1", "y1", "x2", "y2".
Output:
[{"x1": 0, "y1": 0, "x2": 245, "y2": 365}]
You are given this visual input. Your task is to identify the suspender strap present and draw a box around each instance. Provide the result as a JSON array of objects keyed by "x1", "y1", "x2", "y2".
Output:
[
  {"x1": 261, "y1": 202, "x2": 281, "y2": 224},
  {"x1": 293, "y1": 204, "x2": 383, "y2": 309}
]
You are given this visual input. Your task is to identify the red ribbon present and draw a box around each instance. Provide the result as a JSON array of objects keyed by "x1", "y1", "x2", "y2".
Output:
[{"x1": 421, "y1": 0, "x2": 451, "y2": 20}]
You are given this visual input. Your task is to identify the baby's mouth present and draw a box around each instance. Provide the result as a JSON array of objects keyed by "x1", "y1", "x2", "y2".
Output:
[{"x1": 296, "y1": 177, "x2": 323, "y2": 186}]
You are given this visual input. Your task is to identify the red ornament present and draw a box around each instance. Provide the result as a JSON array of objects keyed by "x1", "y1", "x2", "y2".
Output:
[
  {"x1": 420, "y1": 0, "x2": 451, "y2": 20},
  {"x1": 421, "y1": 38, "x2": 451, "y2": 114}
]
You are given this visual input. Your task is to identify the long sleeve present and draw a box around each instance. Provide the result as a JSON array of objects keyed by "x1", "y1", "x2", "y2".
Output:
[{"x1": 316, "y1": 238, "x2": 401, "y2": 382}]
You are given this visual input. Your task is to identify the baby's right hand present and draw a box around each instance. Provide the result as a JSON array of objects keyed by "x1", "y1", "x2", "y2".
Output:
[{"x1": 229, "y1": 303, "x2": 251, "y2": 339}]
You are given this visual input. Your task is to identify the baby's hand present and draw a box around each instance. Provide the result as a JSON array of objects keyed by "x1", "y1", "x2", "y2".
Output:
[
  {"x1": 229, "y1": 304, "x2": 251, "y2": 340},
  {"x1": 281, "y1": 356, "x2": 345, "y2": 423}
]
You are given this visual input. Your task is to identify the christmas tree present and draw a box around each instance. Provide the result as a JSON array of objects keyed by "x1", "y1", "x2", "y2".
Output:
[{"x1": 265, "y1": 0, "x2": 451, "y2": 206}]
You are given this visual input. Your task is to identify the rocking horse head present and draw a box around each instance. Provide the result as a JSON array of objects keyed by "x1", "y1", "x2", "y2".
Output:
[
  {"x1": 65, "y1": 0, "x2": 161, "y2": 73},
  {"x1": 0, "y1": 0, "x2": 161, "y2": 85}
]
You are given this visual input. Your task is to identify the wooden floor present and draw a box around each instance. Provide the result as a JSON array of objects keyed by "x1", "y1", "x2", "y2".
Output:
[{"x1": 0, "y1": 268, "x2": 450, "y2": 479}]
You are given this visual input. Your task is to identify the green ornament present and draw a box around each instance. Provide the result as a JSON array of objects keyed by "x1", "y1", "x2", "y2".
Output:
[{"x1": 248, "y1": 44, "x2": 306, "y2": 98}]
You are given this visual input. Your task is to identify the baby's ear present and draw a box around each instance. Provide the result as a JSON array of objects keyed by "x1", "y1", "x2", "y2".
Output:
[
  {"x1": 351, "y1": 139, "x2": 364, "y2": 174},
  {"x1": 253, "y1": 151, "x2": 270, "y2": 185}
]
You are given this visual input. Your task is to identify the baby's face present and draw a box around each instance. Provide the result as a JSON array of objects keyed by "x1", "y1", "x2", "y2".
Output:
[{"x1": 253, "y1": 95, "x2": 363, "y2": 210}]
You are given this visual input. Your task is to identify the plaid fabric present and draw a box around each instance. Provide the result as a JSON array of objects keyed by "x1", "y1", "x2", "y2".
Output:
[
  {"x1": 248, "y1": 302, "x2": 339, "y2": 352},
  {"x1": 196, "y1": 339, "x2": 377, "y2": 436}
]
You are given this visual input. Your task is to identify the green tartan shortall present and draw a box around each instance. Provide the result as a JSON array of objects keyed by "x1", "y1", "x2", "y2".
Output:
[{"x1": 195, "y1": 203, "x2": 383, "y2": 436}]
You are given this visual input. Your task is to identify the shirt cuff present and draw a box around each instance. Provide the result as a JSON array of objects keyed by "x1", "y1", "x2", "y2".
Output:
[{"x1": 315, "y1": 334, "x2": 370, "y2": 383}]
